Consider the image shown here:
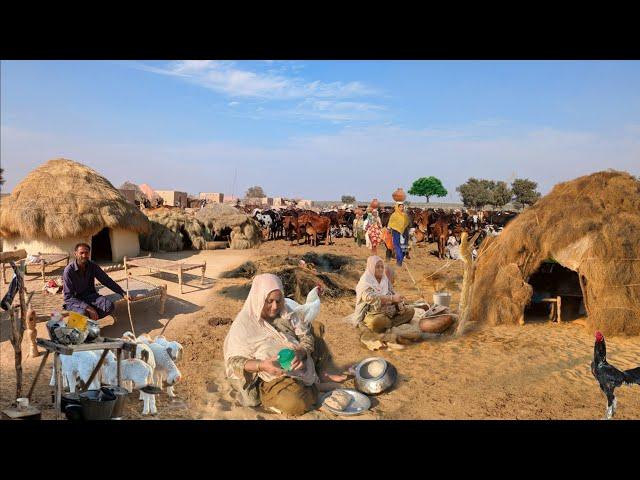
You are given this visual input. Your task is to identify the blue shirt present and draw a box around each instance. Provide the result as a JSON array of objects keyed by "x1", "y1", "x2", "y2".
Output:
[{"x1": 63, "y1": 260, "x2": 126, "y2": 310}]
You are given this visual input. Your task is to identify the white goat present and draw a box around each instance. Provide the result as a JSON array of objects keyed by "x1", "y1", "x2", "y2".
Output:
[
  {"x1": 147, "y1": 341, "x2": 182, "y2": 398},
  {"x1": 121, "y1": 331, "x2": 157, "y2": 399},
  {"x1": 49, "y1": 350, "x2": 115, "y2": 393},
  {"x1": 102, "y1": 356, "x2": 157, "y2": 415}
]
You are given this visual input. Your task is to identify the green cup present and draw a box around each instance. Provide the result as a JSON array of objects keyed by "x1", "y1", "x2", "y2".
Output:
[{"x1": 277, "y1": 348, "x2": 296, "y2": 371}]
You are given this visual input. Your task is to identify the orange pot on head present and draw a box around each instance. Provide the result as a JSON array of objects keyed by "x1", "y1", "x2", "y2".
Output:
[
  {"x1": 392, "y1": 188, "x2": 406, "y2": 202},
  {"x1": 370, "y1": 198, "x2": 380, "y2": 209}
]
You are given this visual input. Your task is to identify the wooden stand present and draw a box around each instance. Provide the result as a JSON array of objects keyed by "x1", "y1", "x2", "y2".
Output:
[{"x1": 30, "y1": 338, "x2": 136, "y2": 420}]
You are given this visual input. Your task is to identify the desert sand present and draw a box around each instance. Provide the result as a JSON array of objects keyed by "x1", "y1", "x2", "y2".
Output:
[{"x1": 2, "y1": 238, "x2": 639, "y2": 420}]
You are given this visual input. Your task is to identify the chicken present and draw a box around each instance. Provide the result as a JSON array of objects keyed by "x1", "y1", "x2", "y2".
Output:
[
  {"x1": 284, "y1": 285, "x2": 323, "y2": 335},
  {"x1": 590, "y1": 331, "x2": 640, "y2": 419}
]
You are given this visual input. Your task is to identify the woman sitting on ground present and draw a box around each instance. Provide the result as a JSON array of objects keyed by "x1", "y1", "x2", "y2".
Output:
[
  {"x1": 353, "y1": 256, "x2": 415, "y2": 344},
  {"x1": 353, "y1": 256, "x2": 455, "y2": 346},
  {"x1": 223, "y1": 273, "x2": 346, "y2": 416}
]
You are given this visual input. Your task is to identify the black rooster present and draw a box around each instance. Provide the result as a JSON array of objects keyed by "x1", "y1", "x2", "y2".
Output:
[{"x1": 590, "y1": 331, "x2": 640, "y2": 419}]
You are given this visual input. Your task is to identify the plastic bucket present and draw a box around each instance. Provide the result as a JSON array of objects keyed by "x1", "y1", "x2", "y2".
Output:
[
  {"x1": 61, "y1": 392, "x2": 82, "y2": 414},
  {"x1": 103, "y1": 386, "x2": 129, "y2": 419},
  {"x1": 432, "y1": 292, "x2": 451, "y2": 308},
  {"x1": 78, "y1": 389, "x2": 116, "y2": 420}
]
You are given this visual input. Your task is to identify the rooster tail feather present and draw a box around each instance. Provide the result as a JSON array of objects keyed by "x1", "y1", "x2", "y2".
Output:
[{"x1": 623, "y1": 367, "x2": 640, "y2": 384}]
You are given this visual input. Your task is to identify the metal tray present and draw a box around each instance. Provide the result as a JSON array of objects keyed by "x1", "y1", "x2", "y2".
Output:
[{"x1": 319, "y1": 389, "x2": 371, "y2": 416}]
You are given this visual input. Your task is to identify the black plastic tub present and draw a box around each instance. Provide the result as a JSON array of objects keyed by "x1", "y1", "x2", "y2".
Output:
[
  {"x1": 61, "y1": 392, "x2": 82, "y2": 414},
  {"x1": 78, "y1": 389, "x2": 116, "y2": 420}
]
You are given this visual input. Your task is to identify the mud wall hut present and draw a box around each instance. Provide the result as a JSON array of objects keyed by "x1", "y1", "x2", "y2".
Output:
[
  {"x1": 0, "y1": 158, "x2": 150, "y2": 262},
  {"x1": 468, "y1": 170, "x2": 640, "y2": 336}
]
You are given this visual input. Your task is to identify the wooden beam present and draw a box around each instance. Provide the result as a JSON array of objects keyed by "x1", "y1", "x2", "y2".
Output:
[{"x1": 0, "y1": 249, "x2": 27, "y2": 263}]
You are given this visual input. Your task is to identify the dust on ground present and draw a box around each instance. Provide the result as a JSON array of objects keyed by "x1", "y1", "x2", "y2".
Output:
[{"x1": 2, "y1": 239, "x2": 639, "y2": 420}]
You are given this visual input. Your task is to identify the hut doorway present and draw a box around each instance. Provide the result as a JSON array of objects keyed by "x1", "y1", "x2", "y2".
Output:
[
  {"x1": 525, "y1": 261, "x2": 586, "y2": 323},
  {"x1": 214, "y1": 227, "x2": 232, "y2": 242},
  {"x1": 91, "y1": 228, "x2": 113, "y2": 262},
  {"x1": 179, "y1": 225, "x2": 194, "y2": 250}
]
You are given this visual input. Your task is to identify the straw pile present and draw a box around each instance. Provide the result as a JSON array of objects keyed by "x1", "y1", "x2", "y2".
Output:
[
  {"x1": 140, "y1": 207, "x2": 207, "y2": 251},
  {"x1": 469, "y1": 170, "x2": 640, "y2": 336},
  {"x1": 195, "y1": 204, "x2": 262, "y2": 250}
]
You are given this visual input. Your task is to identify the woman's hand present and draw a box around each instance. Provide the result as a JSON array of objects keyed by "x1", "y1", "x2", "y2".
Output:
[
  {"x1": 289, "y1": 348, "x2": 307, "y2": 371},
  {"x1": 259, "y1": 356, "x2": 284, "y2": 377}
]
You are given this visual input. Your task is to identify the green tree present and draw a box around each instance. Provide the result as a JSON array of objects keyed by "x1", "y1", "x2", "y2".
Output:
[
  {"x1": 408, "y1": 176, "x2": 448, "y2": 204},
  {"x1": 490, "y1": 181, "x2": 513, "y2": 209},
  {"x1": 456, "y1": 178, "x2": 493, "y2": 209},
  {"x1": 341, "y1": 195, "x2": 356, "y2": 204},
  {"x1": 511, "y1": 178, "x2": 541, "y2": 209},
  {"x1": 245, "y1": 186, "x2": 266, "y2": 198}
]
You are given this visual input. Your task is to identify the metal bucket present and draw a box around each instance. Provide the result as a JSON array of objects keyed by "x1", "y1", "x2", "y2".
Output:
[
  {"x1": 432, "y1": 292, "x2": 451, "y2": 308},
  {"x1": 103, "y1": 386, "x2": 129, "y2": 419}
]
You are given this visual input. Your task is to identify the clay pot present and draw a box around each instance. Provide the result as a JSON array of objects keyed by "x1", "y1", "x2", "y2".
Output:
[
  {"x1": 419, "y1": 315, "x2": 455, "y2": 333},
  {"x1": 370, "y1": 198, "x2": 380, "y2": 209},
  {"x1": 392, "y1": 188, "x2": 406, "y2": 202}
]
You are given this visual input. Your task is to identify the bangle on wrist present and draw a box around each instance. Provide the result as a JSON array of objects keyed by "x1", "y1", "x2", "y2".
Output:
[{"x1": 256, "y1": 360, "x2": 262, "y2": 373}]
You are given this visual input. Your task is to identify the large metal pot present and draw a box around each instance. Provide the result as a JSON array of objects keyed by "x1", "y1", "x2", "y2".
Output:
[{"x1": 354, "y1": 357, "x2": 397, "y2": 395}]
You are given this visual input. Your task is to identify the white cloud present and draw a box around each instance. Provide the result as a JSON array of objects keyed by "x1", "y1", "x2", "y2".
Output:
[
  {"x1": 137, "y1": 60, "x2": 379, "y2": 101},
  {"x1": 228, "y1": 101, "x2": 240, "y2": 107}
]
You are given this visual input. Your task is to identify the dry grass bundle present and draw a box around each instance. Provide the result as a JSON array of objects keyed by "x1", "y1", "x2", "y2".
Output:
[
  {"x1": 196, "y1": 204, "x2": 262, "y2": 250},
  {"x1": 0, "y1": 158, "x2": 150, "y2": 239},
  {"x1": 220, "y1": 261, "x2": 258, "y2": 279},
  {"x1": 140, "y1": 207, "x2": 207, "y2": 252},
  {"x1": 469, "y1": 170, "x2": 640, "y2": 336}
]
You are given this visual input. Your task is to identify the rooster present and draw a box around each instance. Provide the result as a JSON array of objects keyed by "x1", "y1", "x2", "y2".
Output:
[
  {"x1": 284, "y1": 284, "x2": 323, "y2": 335},
  {"x1": 590, "y1": 331, "x2": 640, "y2": 419}
]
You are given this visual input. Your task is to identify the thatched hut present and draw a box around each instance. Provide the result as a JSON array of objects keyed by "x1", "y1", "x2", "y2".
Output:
[
  {"x1": 195, "y1": 203, "x2": 262, "y2": 249},
  {"x1": 140, "y1": 207, "x2": 207, "y2": 252},
  {"x1": 0, "y1": 158, "x2": 150, "y2": 262},
  {"x1": 468, "y1": 170, "x2": 640, "y2": 336}
]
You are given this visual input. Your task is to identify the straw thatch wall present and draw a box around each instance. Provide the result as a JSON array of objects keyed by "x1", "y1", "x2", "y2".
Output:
[
  {"x1": 140, "y1": 207, "x2": 207, "y2": 252},
  {"x1": 195, "y1": 204, "x2": 262, "y2": 249},
  {"x1": 468, "y1": 170, "x2": 640, "y2": 336},
  {"x1": 0, "y1": 158, "x2": 150, "y2": 240}
]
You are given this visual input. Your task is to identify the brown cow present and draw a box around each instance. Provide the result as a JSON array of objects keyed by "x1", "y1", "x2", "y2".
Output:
[
  {"x1": 297, "y1": 213, "x2": 331, "y2": 246},
  {"x1": 431, "y1": 217, "x2": 449, "y2": 259}
]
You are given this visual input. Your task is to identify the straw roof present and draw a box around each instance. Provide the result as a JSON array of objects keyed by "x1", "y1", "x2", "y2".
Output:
[
  {"x1": 468, "y1": 170, "x2": 640, "y2": 336},
  {"x1": 0, "y1": 158, "x2": 150, "y2": 239}
]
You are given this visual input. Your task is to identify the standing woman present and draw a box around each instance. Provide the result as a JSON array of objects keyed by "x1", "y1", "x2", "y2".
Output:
[
  {"x1": 388, "y1": 202, "x2": 410, "y2": 266},
  {"x1": 366, "y1": 208, "x2": 383, "y2": 256}
]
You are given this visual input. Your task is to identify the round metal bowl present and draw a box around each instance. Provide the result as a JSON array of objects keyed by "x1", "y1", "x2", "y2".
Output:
[{"x1": 354, "y1": 357, "x2": 397, "y2": 395}]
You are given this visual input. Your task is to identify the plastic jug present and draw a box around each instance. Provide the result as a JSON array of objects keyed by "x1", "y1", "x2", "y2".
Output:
[{"x1": 277, "y1": 349, "x2": 295, "y2": 371}]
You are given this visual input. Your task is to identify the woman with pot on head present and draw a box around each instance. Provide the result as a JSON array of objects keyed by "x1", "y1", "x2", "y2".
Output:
[
  {"x1": 388, "y1": 202, "x2": 411, "y2": 266},
  {"x1": 223, "y1": 274, "x2": 346, "y2": 416},
  {"x1": 365, "y1": 208, "x2": 383, "y2": 256}
]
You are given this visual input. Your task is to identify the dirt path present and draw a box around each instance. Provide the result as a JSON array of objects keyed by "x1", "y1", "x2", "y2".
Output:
[{"x1": 2, "y1": 239, "x2": 639, "y2": 420}]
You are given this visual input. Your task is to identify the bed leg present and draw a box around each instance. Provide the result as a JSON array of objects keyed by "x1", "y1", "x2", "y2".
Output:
[
  {"x1": 179, "y1": 264, "x2": 183, "y2": 294},
  {"x1": 159, "y1": 284, "x2": 167, "y2": 314},
  {"x1": 201, "y1": 263, "x2": 206, "y2": 285}
]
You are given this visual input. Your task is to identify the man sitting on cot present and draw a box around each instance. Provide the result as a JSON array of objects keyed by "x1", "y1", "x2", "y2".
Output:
[
  {"x1": 223, "y1": 273, "x2": 348, "y2": 416},
  {"x1": 62, "y1": 243, "x2": 132, "y2": 320}
]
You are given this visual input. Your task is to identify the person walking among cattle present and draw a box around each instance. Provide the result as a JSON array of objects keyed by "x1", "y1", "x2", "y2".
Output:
[
  {"x1": 62, "y1": 243, "x2": 132, "y2": 320},
  {"x1": 388, "y1": 202, "x2": 411, "y2": 266},
  {"x1": 365, "y1": 208, "x2": 383, "y2": 256}
]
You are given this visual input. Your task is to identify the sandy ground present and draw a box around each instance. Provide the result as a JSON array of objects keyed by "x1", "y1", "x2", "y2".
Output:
[{"x1": 2, "y1": 238, "x2": 639, "y2": 420}]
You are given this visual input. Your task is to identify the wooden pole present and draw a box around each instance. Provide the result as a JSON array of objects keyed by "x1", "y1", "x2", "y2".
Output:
[
  {"x1": 27, "y1": 351, "x2": 50, "y2": 401},
  {"x1": 456, "y1": 232, "x2": 476, "y2": 336}
]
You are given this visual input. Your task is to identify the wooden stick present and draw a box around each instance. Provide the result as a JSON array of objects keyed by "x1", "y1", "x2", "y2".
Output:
[
  {"x1": 27, "y1": 350, "x2": 50, "y2": 401},
  {"x1": 403, "y1": 262, "x2": 427, "y2": 301},
  {"x1": 79, "y1": 349, "x2": 110, "y2": 392},
  {"x1": 125, "y1": 275, "x2": 136, "y2": 338}
]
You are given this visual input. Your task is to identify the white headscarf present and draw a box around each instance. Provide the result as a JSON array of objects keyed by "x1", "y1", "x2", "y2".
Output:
[
  {"x1": 355, "y1": 255, "x2": 391, "y2": 306},
  {"x1": 223, "y1": 273, "x2": 317, "y2": 385}
]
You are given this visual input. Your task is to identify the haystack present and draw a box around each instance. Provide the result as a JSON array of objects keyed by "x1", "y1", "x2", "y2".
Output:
[
  {"x1": 195, "y1": 203, "x2": 262, "y2": 249},
  {"x1": 468, "y1": 171, "x2": 640, "y2": 336},
  {"x1": 0, "y1": 158, "x2": 149, "y2": 262},
  {"x1": 140, "y1": 207, "x2": 207, "y2": 252}
]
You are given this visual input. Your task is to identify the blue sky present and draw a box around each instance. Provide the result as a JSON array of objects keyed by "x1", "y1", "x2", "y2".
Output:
[{"x1": 2, "y1": 60, "x2": 639, "y2": 202}]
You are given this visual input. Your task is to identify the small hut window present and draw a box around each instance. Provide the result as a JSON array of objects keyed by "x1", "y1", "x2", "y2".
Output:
[
  {"x1": 91, "y1": 228, "x2": 113, "y2": 262},
  {"x1": 526, "y1": 262, "x2": 586, "y2": 322}
]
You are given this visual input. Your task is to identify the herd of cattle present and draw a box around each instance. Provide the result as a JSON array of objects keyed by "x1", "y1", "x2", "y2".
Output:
[{"x1": 245, "y1": 205, "x2": 519, "y2": 258}]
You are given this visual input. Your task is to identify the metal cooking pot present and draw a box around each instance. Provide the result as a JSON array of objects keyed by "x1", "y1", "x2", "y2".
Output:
[
  {"x1": 354, "y1": 357, "x2": 397, "y2": 395},
  {"x1": 85, "y1": 319, "x2": 101, "y2": 342}
]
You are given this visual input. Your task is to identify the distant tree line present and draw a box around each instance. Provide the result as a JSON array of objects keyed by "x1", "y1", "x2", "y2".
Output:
[{"x1": 456, "y1": 178, "x2": 541, "y2": 210}]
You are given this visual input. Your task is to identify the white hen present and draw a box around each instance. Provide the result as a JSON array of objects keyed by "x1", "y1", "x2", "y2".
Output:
[{"x1": 284, "y1": 285, "x2": 322, "y2": 335}]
